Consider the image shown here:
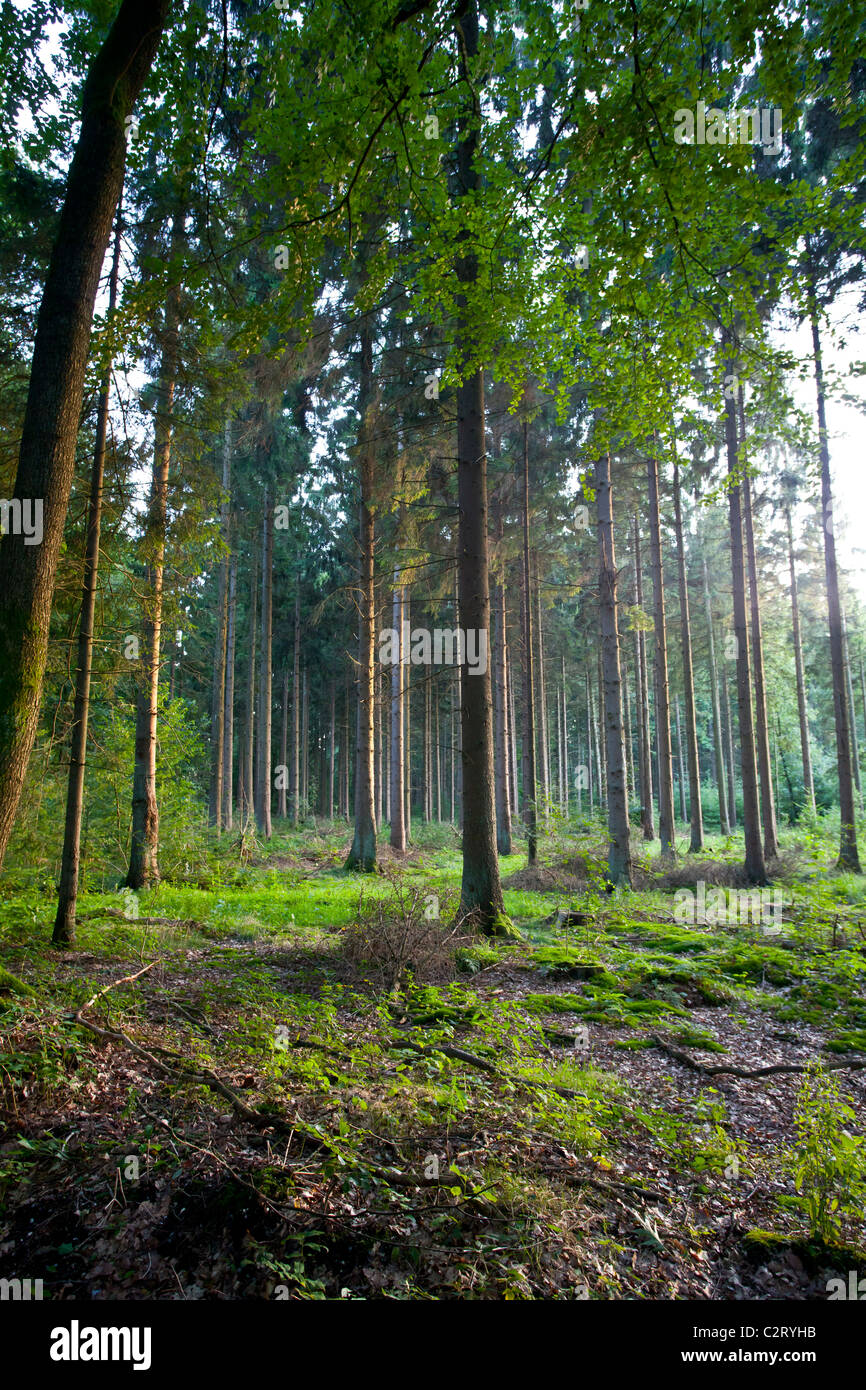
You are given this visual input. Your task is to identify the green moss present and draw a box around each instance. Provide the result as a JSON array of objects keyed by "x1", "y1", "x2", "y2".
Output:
[{"x1": 0, "y1": 965, "x2": 36, "y2": 997}]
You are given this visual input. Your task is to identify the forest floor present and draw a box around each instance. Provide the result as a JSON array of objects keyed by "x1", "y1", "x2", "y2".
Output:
[{"x1": 1, "y1": 820, "x2": 865, "y2": 1301}]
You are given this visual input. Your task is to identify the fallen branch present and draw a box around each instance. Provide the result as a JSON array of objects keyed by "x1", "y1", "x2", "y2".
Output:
[{"x1": 650, "y1": 1035, "x2": 866, "y2": 1079}]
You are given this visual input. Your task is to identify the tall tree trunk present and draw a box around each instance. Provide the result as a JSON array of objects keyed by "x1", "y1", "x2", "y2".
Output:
[
  {"x1": 291, "y1": 589, "x2": 300, "y2": 826},
  {"x1": 0, "y1": 0, "x2": 168, "y2": 872},
  {"x1": 521, "y1": 419, "x2": 538, "y2": 866},
  {"x1": 241, "y1": 542, "x2": 258, "y2": 827},
  {"x1": 390, "y1": 579, "x2": 406, "y2": 851},
  {"x1": 674, "y1": 695, "x2": 687, "y2": 822},
  {"x1": 841, "y1": 607, "x2": 861, "y2": 797},
  {"x1": 633, "y1": 517, "x2": 655, "y2": 840},
  {"x1": 328, "y1": 681, "x2": 336, "y2": 820},
  {"x1": 535, "y1": 553, "x2": 550, "y2": 819},
  {"x1": 740, "y1": 422, "x2": 779, "y2": 859},
  {"x1": 209, "y1": 417, "x2": 231, "y2": 830},
  {"x1": 346, "y1": 315, "x2": 378, "y2": 870},
  {"x1": 561, "y1": 653, "x2": 570, "y2": 818},
  {"x1": 672, "y1": 455, "x2": 703, "y2": 851},
  {"x1": 126, "y1": 212, "x2": 182, "y2": 889},
  {"x1": 508, "y1": 648, "x2": 519, "y2": 819},
  {"x1": 785, "y1": 506, "x2": 815, "y2": 816},
  {"x1": 721, "y1": 663, "x2": 738, "y2": 830},
  {"x1": 435, "y1": 679, "x2": 442, "y2": 822},
  {"x1": 724, "y1": 366, "x2": 766, "y2": 884},
  {"x1": 596, "y1": 449, "x2": 631, "y2": 885},
  {"x1": 255, "y1": 492, "x2": 273, "y2": 839},
  {"x1": 53, "y1": 211, "x2": 123, "y2": 946},
  {"x1": 223, "y1": 553, "x2": 237, "y2": 832},
  {"x1": 808, "y1": 252, "x2": 860, "y2": 869},
  {"x1": 279, "y1": 667, "x2": 288, "y2": 819},
  {"x1": 702, "y1": 555, "x2": 730, "y2": 835},
  {"x1": 493, "y1": 565, "x2": 512, "y2": 854},
  {"x1": 646, "y1": 452, "x2": 676, "y2": 857},
  {"x1": 451, "y1": 0, "x2": 505, "y2": 930}
]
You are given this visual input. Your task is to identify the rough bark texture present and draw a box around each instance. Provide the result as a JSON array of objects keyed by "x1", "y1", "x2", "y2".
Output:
[
  {"x1": 209, "y1": 417, "x2": 231, "y2": 830},
  {"x1": 521, "y1": 420, "x2": 538, "y2": 866},
  {"x1": 702, "y1": 555, "x2": 730, "y2": 836},
  {"x1": 784, "y1": 507, "x2": 814, "y2": 815},
  {"x1": 740, "y1": 430, "x2": 779, "y2": 860},
  {"x1": 389, "y1": 579, "x2": 406, "y2": 851},
  {"x1": 0, "y1": 0, "x2": 169, "y2": 872}
]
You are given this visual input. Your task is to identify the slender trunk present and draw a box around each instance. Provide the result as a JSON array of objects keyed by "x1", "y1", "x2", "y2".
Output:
[
  {"x1": 521, "y1": 419, "x2": 538, "y2": 865},
  {"x1": 53, "y1": 212, "x2": 123, "y2": 945},
  {"x1": 223, "y1": 553, "x2": 237, "y2": 831},
  {"x1": 841, "y1": 608, "x2": 861, "y2": 796},
  {"x1": 328, "y1": 681, "x2": 336, "y2": 820},
  {"x1": 535, "y1": 553, "x2": 549, "y2": 818},
  {"x1": 0, "y1": 0, "x2": 168, "y2": 871},
  {"x1": 291, "y1": 589, "x2": 300, "y2": 826},
  {"x1": 209, "y1": 417, "x2": 231, "y2": 829},
  {"x1": 241, "y1": 542, "x2": 258, "y2": 826},
  {"x1": 255, "y1": 491, "x2": 273, "y2": 839},
  {"x1": 740, "y1": 417, "x2": 779, "y2": 859},
  {"x1": 633, "y1": 517, "x2": 655, "y2": 839},
  {"x1": 596, "y1": 449, "x2": 632, "y2": 885},
  {"x1": 722, "y1": 664, "x2": 738, "y2": 830},
  {"x1": 674, "y1": 694, "x2": 687, "y2": 822},
  {"x1": 346, "y1": 317, "x2": 377, "y2": 869},
  {"x1": 702, "y1": 555, "x2": 730, "y2": 835},
  {"x1": 126, "y1": 212, "x2": 183, "y2": 889},
  {"x1": 646, "y1": 451, "x2": 676, "y2": 857},
  {"x1": 724, "y1": 365, "x2": 766, "y2": 884},
  {"x1": 808, "y1": 254, "x2": 860, "y2": 868},
  {"x1": 435, "y1": 680, "x2": 442, "y2": 822},
  {"x1": 672, "y1": 455, "x2": 703, "y2": 850},
  {"x1": 785, "y1": 507, "x2": 815, "y2": 815},
  {"x1": 390, "y1": 580, "x2": 406, "y2": 850},
  {"x1": 279, "y1": 667, "x2": 288, "y2": 819},
  {"x1": 493, "y1": 561, "x2": 512, "y2": 853},
  {"x1": 508, "y1": 647, "x2": 519, "y2": 818}
]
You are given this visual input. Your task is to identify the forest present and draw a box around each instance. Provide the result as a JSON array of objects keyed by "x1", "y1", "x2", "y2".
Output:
[{"x1": 1, "y1": 0, "x2": 866, "y2": 1336}]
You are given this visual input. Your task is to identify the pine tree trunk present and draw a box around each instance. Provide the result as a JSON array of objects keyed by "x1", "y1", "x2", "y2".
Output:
[
  {"x1": 0, "y1": 0, "x2": 169, "y2": 871},
  {"x1": 53, "y1": 212, "x2": 123, "y2": 946},
  {"x1": 674, "y1": 694, "x2": 687, "y2": 822},
  {"x1": 279, "y1": 667, "x2": 288, "y2": 819},
  {"x1": 841, "y1": 608, "x2": 861, "y2": 796},
  {"x1": 740, "y1": 424, "x2": 779, "y2": 859},
  {"x1": 290, "y1": 589, "x2": 300, "y2": 826},
  {"x1": 702, "y1": 555, "x2": 730, "y2": 835},
  {"x1": 721, "y1": 664, "x2": 738, "y2": 830},
  {"x1": 561, "y1": 654, "x2": 570, "y2": 818},
  {"x1": 209, "y1": 417, "x2": 231, "y2": 830},
  {"x1": 328, "y1": 681, "x2": 336, "y2": 820},
  {"x1": 508, "y1": 648, "x2": 519, "y2": 818},
  {"x1": 535, "y1": 553, "x2": 550, "y2": 819},
  {"x1": 596, "y1": 449, "x2": 632, "y2": 885},
  {"x1": 126, "y1": 213, "x2": 182, "y2": 889},
  {"x1": 672, "y1": 456, "x2": 703, "y2": 850},
  {"x1": 785, "y1": 507, "x2": 815, "y2": 815},
  {"x1": 493, "y1": 568, "x2": 512, "y2": 854},
  {"x1": 633, "y1": 517, "x2": 655, "y2": 840},
  {"x1": 808, "y1": 257, "x2": 860, "y2": 868},
  {"x1": 255, "y1": 492, "x2": 273, "y2": 839},
  {"x1": 241, "y1": 542, "x2": 258, "y2": 827},
  {"x1": 390, "y1": 579, "x2": 406, "y2": 850},
  {"x1": 223, "y1": 553, "x2": 237, "y2": 831},
  {"x1": 521, "y1": 419, "x2": 538, "y2": 866},
  {"x1": 646, "y1": 451, "x2": 676, "y2": 857},
  {"x1": 346, "y1": 314, "x2": 378, "y2": 870},
  {"x1": 724, "y1": 370, "x2": 766, "y2": 884}
]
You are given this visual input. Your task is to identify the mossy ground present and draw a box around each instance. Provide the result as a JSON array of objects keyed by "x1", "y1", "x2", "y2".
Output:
[{"x1": 1, "y1": 818, "x2": 864, "y2": 1300}]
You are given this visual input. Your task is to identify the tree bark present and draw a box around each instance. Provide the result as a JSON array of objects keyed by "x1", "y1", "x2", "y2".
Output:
[
  {"x1": 390, "y1": 579, "x2": 406, "y2": 850},
  {"x1": 633, "y1": 516, "x2": 655, "y2": 840},
  {"x1": 672, "y1": 455, "x2": 703, "y2": 851},
  {"x1": 646, "y1": 453, "x2": 676, "y2": 856},
  {"x1": 724, "y1": 371, "x2": 766, "y2": 884},
  {"x1": 521, "y1": 419, "x2": 538, "y2": 866},
  {"x1": 0, "y1": 0, "x2": 169, "y2": 872},
  {"x1": 255, "y1": 490, "x2": 273, "y2": 839},
  {"x1": 596, "y1": 450, "x2": 632, "y2": 885},
  {"x1": 493, "y1": 565, "x2": 512, "y2": 853},
  {"x1": 241, "y1": 541, "x2": 258, "y2": 827},
  {"x1": 126, "y1": 210, "x2": 183, "y2": 889},
  {"x1": 785, "y1": 506, "x2": 815, "y2": 816},
  {"x1": 740, "y1": 421, "x2": 779, "y2": 859},
  {"x1": 346, "y1": 315, "x2": 378, "y2": 871},
  {"x1": 702, "y1": 555, "x2": 730, "y2": 835},
  {"x1": 223, "y1": 552, "x2": 237, "y2": 831},
  {"x1": 53, "y1": 211, "x2": 123, "y2": 946},
  {"x1": 209, "y1": 417, "x2": 231, "y2": 830}
]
